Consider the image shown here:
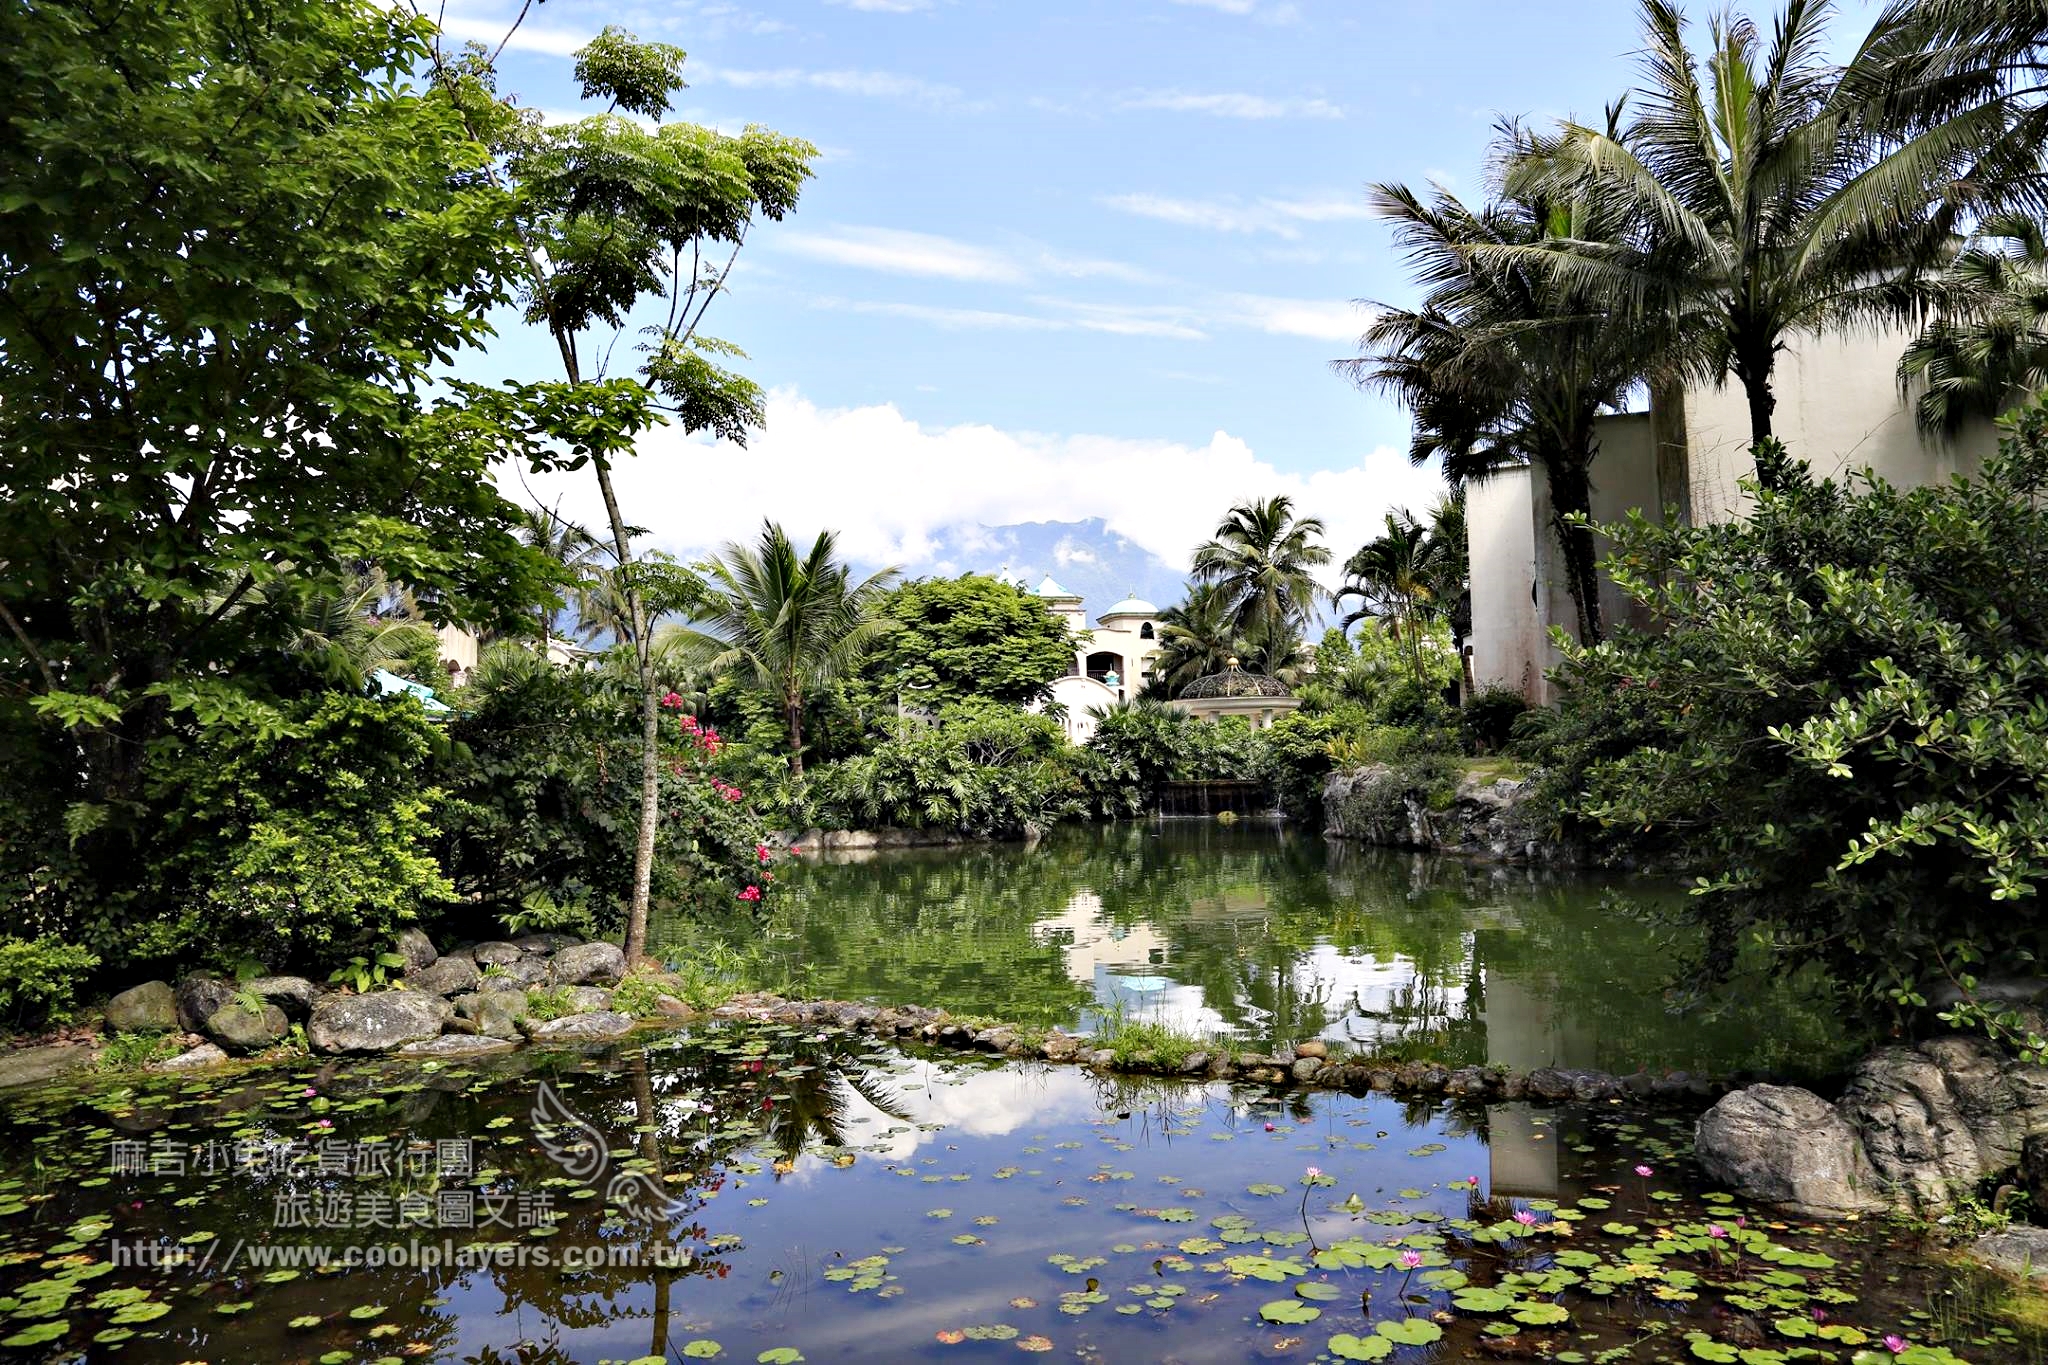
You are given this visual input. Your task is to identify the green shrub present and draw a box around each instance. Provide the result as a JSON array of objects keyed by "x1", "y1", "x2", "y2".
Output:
[
  {"x1": 522, "y1": 985, "x2": 578, "y2": 1023},
  {"x1": 1545, "y1": 417, "x2": 2048, "y2": 1044},
  {"x1": 0, "y1": 936, "x2": 99, "y2": 1030},
  {"x1": 98, "y1": 1031, "x2": 184, "y2": 1071},
  {"x1": 609, "y1": 974, "x2": 670, "y2": 1018},
  {"x1": 1461, "y1": 685, "x2": 1529, "y2": 755},
  {"x1": 807, "y1": 701, "x2": 1079, "y2": 838}
]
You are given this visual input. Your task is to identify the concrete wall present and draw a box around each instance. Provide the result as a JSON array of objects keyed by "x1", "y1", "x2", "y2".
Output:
[
  {"x1": 1465, "y1": 466, "x2": 1545, "y2": 702},
  {"x1": 1683, "y1": 326, "x2": 2000, "y2": 522}
]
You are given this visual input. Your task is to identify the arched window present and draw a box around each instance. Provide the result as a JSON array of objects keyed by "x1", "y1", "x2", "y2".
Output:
[{"x1": 1139, "y1": 622, "x2": 1155, "y2": 639}]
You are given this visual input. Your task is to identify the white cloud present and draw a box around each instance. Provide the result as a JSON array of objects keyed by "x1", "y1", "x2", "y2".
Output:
[
  {"x1": 1168, "y1": 0, "x2": 1302, "y2": 21},
  {"x1": 777, "y1": 227, "x2": 1027, "y2": 283},
  {"x1": 434, "y1": 12, "x2": 592, "y2": 57},
  {"x1": 514, "y1": 388, "x2": 1443, "y2": 582},
  {"x1": 694, "y1": 64, "x2": 962, "y2": 106},
  {"x1": 1101, "y1": 190, "x2": 1369, "y2": 236},
  {"x1": 821, "y1": 299, "x2": 1063, "y2": 331},
  {"x1": 1119, "y1": 90, "x2": 1342, "y2": 119},
  {"x1": 1226, "y1": 293, "x2": 1368, "y2": 342},
  {"x1": 828, "y1": 0, "x2": 932, "y2": 9}
]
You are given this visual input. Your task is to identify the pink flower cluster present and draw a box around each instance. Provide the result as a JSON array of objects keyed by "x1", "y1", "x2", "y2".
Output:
[
  {"x1": 756, "y1": 843, "x2": 773, "y2": 865},
  {"x1": 711, "y1": 779, "x2": 743, "y2": 803},
  {"x1": 678, "y1": 712, "x2": 722, "y2": 757},
  {"x1": 737, "y1": 885, "x2": 762, "y2": 903}
]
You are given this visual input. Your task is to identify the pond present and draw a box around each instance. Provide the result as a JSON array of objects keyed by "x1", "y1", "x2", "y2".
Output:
[
  {"x1": 0, "y1": 1025, "x2": 2032, "y2": 1364},
  {"x1": 680, "y1": 824, "x2": 1860, "y2": 1084}
]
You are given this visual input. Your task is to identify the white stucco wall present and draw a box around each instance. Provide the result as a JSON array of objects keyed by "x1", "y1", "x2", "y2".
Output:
[
  {"x1": 1683, "y1": 326, "x2": 2000, "y2": 522},
  {"x1": 1465, "y1": 465, "x2": 1544, "y2": 703},
  {"x1": 1040, "y1": 674, "x2": 1123, "y2": 745}
]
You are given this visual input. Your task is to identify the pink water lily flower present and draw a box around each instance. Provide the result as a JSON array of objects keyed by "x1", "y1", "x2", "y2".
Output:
[
  {"x1": 1634, "y1": 1164, "x2": 1654, "y2": 1177},
  {"x1": 1512, "y1": 1210, "x2": 1536, "y2": 1226},
  {"x1": 1706, "y1": 1224, "x2": 1726, "y2": 1239},
  {"x1": 1884, "y1": 1337, "x2": 1908, "y2": 1355},
  {"x1": 1399, "y1": 1250, "x2": 1423, "y2": 1269},
  {"x1": 1304, "y1": 1166, "x2": 1323, "y2": 1178}
]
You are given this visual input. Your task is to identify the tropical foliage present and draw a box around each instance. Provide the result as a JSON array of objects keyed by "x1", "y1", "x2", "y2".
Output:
[
  {"x1": 1537, "y1": 412, "x2": 2048, "y2": 1041},
  {"x1": 1899, "y1": 214, "x2": 2048, "y2": 436},
  {"x1": 1190, "y1": 497, "x2": 1330, "y2": 677},
  {"x1": 850, "y1": 576, "x2": 1075, "y2": 711}
]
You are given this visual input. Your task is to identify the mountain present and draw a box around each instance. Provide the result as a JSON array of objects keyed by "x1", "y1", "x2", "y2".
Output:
[{"x1": 873, "y1": 518, "x2": 1189, "y2": 621}]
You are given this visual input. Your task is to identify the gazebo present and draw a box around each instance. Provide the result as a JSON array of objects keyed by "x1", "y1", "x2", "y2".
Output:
[{"x1": 1167, "y1": 658, "x2": 1299, "y2": 730}]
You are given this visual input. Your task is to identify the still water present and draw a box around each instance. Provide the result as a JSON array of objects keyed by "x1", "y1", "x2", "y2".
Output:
[
  {"x1": 713, "y1": 823, "x2": 1859, "y2": 1082},
  {"x1": 0, "y1": 1026, "x2": 2030, "y2": 1364}
]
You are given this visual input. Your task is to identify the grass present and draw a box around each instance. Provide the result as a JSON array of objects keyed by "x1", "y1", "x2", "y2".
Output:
[
  {"x1": 1095, "y1": 1001, "x2": 1208, "y2": 1069},
  {"x1": 521, "y1": 985, "x2": 578, "y2": 1023},
  {"x1": 609, "y1": 974, "x2": 672, "y2": 1019},
  {"x1": 1461, "y1": 755, "x2": 1530, "y2": 784},
  {"x1": 96, "y1": 1031, "x2": 184, "y2": 1071}
]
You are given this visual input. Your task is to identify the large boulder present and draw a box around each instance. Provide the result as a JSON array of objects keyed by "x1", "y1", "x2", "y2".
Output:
[
  {"x1": 244, "y1": 975, "x2": 319, "y2": 1017},
  {"x1": 549, "y1": 941, "x2": 625, "y2": 987},
  {"x1": 1973, "y1": 1227, "x2": 2048, "y2": 1281},
  {"x1": 150, "y1": 1042, "x2": 228, "y2": 1073},
  {"x1": 393, "y1": 928, "x2": 438, "y2": 973},
  {"x1": 396, "y1": 1035, "x2": 519, "y2": 1059},
  {"x1": 1695, "y1": 1085, "x2": 1888, "y2": 1218},
  {"x1": 0, "y1": 1043, "x2": 97, "y2": 1088},
  {"x1": 526, "y1": 1011, "x2": 634, "y2": 1044},
  {"x1": 472, "y1": 941, "x2": 521, "y2": 967},
  {"x1": 105, "y1": 980, "x2": 178, "y2": 1033},
  {"x1": 483, "y1": 957, "x2": 549, "y2": 987},
  {"x1": 206, "y1": 1002, "x2": 290, "y2": 1054},
  {"x1": 307, "y1": 991, "x2": 445, "y2": 1055},
  {"x1": 1837, "y1": 1037, "x2": 2048, "y2": 1212},
  {"x1": 512, "y1": 932, "x2": 580, "y2": 955},
  {"x1": 406, "y1": 957, "x2": 480, "y2": 998},
  {"x1": 174, "y1": 973, "x2": 236, "y2": 1033},
  {"x1": 455, "y1": 988, "x2": 531, "y2": 1040}
]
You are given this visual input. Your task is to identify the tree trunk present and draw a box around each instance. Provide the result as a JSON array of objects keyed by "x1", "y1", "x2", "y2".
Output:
[
  {"x1": 1545, "y1": 458, "x2": 1604, "y2": 646},
  {"x1": 1734, "y1": 342, "x2": 1782, "y2": 485},
  {"x1": 785, "y1": 693, "x2": 804, "y2": 779}
]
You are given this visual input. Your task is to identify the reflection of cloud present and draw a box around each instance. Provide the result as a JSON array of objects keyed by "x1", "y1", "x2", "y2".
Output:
[
  {"x1": 1033, "y1": 891, "x2": 1171, "y2": 984},
  {"x1": 802, "y1": 1058, "x2": 1108, "y2": 1166}
]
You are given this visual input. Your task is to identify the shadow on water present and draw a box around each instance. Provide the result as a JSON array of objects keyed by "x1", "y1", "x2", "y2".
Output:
[{"x1": 670, "y1": 822, "x2": 1864, "y2": 1083}]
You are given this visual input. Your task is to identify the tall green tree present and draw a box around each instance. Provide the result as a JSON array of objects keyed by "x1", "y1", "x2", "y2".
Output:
[
  {"x1": 1342, "y1": 120, "x2": 1651, "y2": 643},
  {"x1": 668, "y1": 524, "x2": 897, "y2": 778},
  {"x1": 1189, "y1": 496, "x2": 1330, "y2": 660},
  {"x1": 413, "y1": 13, "x2": 817, "y2": 959},
  {"x1": 1899, "y1": 214, "x2": 2048, "y2": 435},
  {"x1": 854, "y1": 575, "x2": 1076, "y2": 711},
  {"x1": 0, "y1": 0, "x2": 561, "y2": 946},
  {"x1": 1507, "y1": 0, "x2": 1945, "y2": 459}
]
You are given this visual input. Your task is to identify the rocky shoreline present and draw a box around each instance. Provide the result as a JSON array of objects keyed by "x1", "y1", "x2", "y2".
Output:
[{"x1": 1322, "y1": 763, "x2": 1581, "y2": 863}]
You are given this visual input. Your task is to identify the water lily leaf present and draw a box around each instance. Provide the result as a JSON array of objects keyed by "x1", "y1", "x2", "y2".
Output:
[
  {"x1": 1329, "y1": 1333, "x2": 1393, "y2": 1361},
  {"x1": 1260, "y1": 1299, "x2": 1321, "y2": 1324},
  {"x1": 1511, "y1": 1302, "x2": 1568, "y2": 1326},
  {"x1": 1376, "y1": 1318, "x2": 1442, "y2": 1345},
  {"x1": 757, "y1": 1350, "x2": 803, "y2": 1364},
  {"x1": 1690, "y1": 1342, "x2": 1739, "y2": 1362},
  {"x1": 1451, "y1": 1288, "x2": 1514, "y2": 1314},
  {"x1": 1248, "y1": 1183, "x2": 1286, "y2": 1197},
  {"x1": 0, "y1": 1321, "x2": 67, "y2": 1347},
  {"x1": 1294, "y1": 1281, "x2": 1342, "y2": 1301}
]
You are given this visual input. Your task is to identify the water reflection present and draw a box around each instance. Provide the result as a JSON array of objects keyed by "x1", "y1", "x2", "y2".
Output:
[{"x1": 697, "y1": 822, "x2": 1858, "y2": 1081}]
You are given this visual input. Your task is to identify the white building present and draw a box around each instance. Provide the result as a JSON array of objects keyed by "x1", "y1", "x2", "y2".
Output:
[
  {"x1": 1030, "y1": 578, "x2": 1166, "y2": 744},
  {"x1": 1466, "y1": 327, "x2": 2005, "y2": 704}
]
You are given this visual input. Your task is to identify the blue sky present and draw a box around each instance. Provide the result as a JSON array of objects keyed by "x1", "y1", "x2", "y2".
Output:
[{"x1": 446, "y1": 0, "x2": 1887, "y2": 578}]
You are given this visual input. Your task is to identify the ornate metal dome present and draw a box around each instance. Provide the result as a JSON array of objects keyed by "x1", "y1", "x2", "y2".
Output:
[{"x1": 1178, "y1": 658, "x2": 1292, "y2": 700}]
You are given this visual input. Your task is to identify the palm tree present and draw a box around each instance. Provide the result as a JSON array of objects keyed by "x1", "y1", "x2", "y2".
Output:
[
  {"x1": 1151, "y1": 583, "x2": 1241, "y2": 696},
  {"x1": 665, "y1": 522, "x2": 897, "y2": 778},
  {"x1": 1505, "y1": 0, "x2": 1945, "y2": 460},
  {"x1": 1337, "y1": 513, "x2": 1450, "y2": 685},
  {"x1": 269, "y1": 567, "x2": 440, "y2": 688},
  {"x1": 1189, "y1": 496, "x2": 1329, "y2": 656},
  {"x1": 517, "y1": 503, "x2": 600, "y2": 652},
  {"x1": 1340, "y1": 120, "x2": 1650, "y2": 644},
  {"x1": 1899, "y1": 214, "x2": 2048, "y2": 435}
]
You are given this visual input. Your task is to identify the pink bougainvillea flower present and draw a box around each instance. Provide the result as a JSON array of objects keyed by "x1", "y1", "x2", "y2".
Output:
[
  {"x1": 738, "y1": 885, "x2": 763, "y2": 903},
  {"x1": 660, "y1": 691, "x2": 685, "y2": 710},
  {"x1": 756, "y1": 844, "x2": 773, "y2": 864}
]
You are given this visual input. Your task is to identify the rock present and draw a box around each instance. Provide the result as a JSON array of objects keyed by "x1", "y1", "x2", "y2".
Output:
[
  {"x1": 472, "y1": 941, "x2": 521, "y2": 967},
  {"x1": 464, "y1": 989, "x2": 530, "y2": 1040},
  {"x1": 150, "y1": 1042, "x2": 229, "y2": 1072},
  {"x1": 1040, "y1": 1032, "x2": 1082, "y2": 1061},
  {"x1": 1294, "y1": 1039, "x2": 1329, "y2": 1060},
  {"x1": 1180, "y1": 1052, "x2": 1210, "y2": 1076},
  {"x1": 396, "y1": 1035, "x2": 519, "y2": 1059},
  {"x1": 307, "y1": 991, "x2": 446, "y2": 1055},
  {"x1": 244, "y1": 976, "x2": 319, "y2": 1017},
  {"x1": 174, "y1": 973, "x2": 236, "y2": 1033},
  {"x1": 205, "y1": 1002, "x2": 289, "y2": 1054},
  {"x1": 653, "y1": 996, "x2": 695, "y2": 1018},
  {"x1": 2023, "y1": 1134, "x2": 2048, "y2": 1216},
  {"x1": 1972, "y1": 1227, "x2": 2048, "y2": 1281},
  {"x1": 1291, "y1": 1057, "x2": 1324, "y2": 1083},
  {"x1": 406, "y1": 957, "x2": 480, "y2": 998},
  {"x1": 483, "y1": 956, "x2": 550, "y2": 987},
  {"x1": 512, "y1": 932, "x2": 580, "y2": 955},
  {"x1": 0, "y1": 1043, "x2": 97, "y2": 1088},
  {"x1": 1837, "y1": 1037, "x2": 2048, "y2": 1212},
  {"x1": 393, "y1": 927, "x2": 438, "y2": 972},
  {"x1": 442, "y1": 1014, "x2": 481, "y2": 1036},
  {"x1": 105, "y1": 980, "x2": 178, "y2": 1033},
  {"x1": 549, "y1": 940, "x2": 626, "y2": 987},
  {"x1": 526, "y1": 1011, "x2": 634, "y2": 1043},
  {"x1": 562, "y1": 986, "x2": 613, "y2": 1013},
  {"x1": 1694, "y1": 1085, "x2": 1887, "y2": 1218}
]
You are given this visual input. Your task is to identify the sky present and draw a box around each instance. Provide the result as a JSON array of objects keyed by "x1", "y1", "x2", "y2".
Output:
[{"x1": 444, "y1": 0, "x2": 1888, "y2": 585}]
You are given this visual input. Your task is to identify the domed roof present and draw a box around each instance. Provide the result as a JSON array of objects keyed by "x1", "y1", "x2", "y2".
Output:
[
  {"x1": 1098, "y1": 592, "x2": 1158, "y2": 619},
  {"x1": 1178, "y1": 658, "x2": 1292, "y2": 700},
  {"x1": 1033, "y1": 574, "x2": 1080, "y2": 600}
]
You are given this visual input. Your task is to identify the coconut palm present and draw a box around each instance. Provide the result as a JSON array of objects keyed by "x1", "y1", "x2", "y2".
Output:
[
  {"x1": 1337, "y1": 513, "x2": 1451, "y2": 686},
  {"x1": 270, "y1": 567, "x2": 440, "y2": 688},
  {"x1": 1899, "y1": 214, "x2": 2048, "y2": 435},
  {"x1": 1505, "y1": 0, "x2": 1945, "y2": 460},
  {"x1": 1151, "y1": 583, "x2": 1241, "y2": 697},
  {"x1": 1841, "y1": 0, "x2": 2048, "y2": 226},
  {"x1": 517, "y1": 503, "x2": 601, "y2": 650},
  {"x1": 664, "y1": 522, "x2": 897, "y2": 778},
  {"x1": 1340, "y1": 119, "x2": 1651, "y2": 644},
  {"x1": 1189, "y1": 496, "x2": 1329, "y2": 653}
]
